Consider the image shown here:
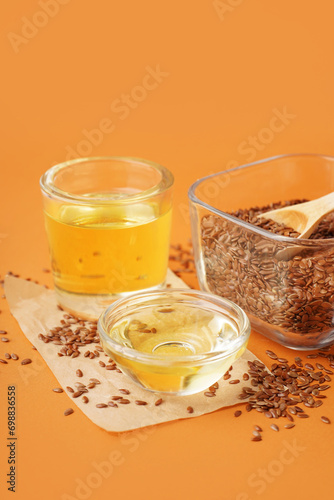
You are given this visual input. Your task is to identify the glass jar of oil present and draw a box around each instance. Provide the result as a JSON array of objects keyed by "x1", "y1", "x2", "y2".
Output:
[
  {"x1": 40, "y1": 157, "x2": 173, "y2": 319},
  {"x1": 98, "y1": 289, "x2": 251, "y2": 395}
]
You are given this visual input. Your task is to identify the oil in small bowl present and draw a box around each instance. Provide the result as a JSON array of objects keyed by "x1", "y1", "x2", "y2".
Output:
[{"x1": 98, "y1": 290, "x2": 250, "y2": 395}]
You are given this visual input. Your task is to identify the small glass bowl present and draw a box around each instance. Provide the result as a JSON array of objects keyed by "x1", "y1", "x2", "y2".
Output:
[
  {"x1": 189, "y1": 153, "x2": 334, "y2": 350},
  {"x1": 98, "y1": 289, "x2": 250, "y2": 395}
]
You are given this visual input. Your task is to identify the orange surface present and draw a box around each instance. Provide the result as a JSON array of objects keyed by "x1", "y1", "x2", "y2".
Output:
[{"x1": 1, "y1": 1, "x2": 334, "y2": 499}]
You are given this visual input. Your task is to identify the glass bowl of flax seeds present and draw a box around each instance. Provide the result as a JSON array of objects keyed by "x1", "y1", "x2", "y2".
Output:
[{"x1": 188, "y1": 154, "x2": 334, "y2": 350}]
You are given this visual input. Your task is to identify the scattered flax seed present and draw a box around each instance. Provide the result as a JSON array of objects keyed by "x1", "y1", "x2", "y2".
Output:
[
  {"x1": 223, "y1": 373, "x2": 231, "y2": 380},
  {"x1": 234, "y1": 410, "x2": 242, "y2": 417},
  {"x1": 0, "y1": 330, "x2": 7, "y2": 334},
  {"x1": 254, "y1": 425, "x2": 263, "y2": 432},
  {"x1": 66, "y1": 386, "x2": 74, "y2": 393},
  {"x1": 4, "y1": 353, "x2": 11, "y2": 359},
  {"x1": 73, "y1": 391, "x2": 84, "y2": 398},
  {"x1": 11, "y1": 353, "x2": 19, "y2": 360},
  {"x1": 151, "y1": 328, "x2": 157, "y2": 333},
  {"x1": 187, "y1": 406, "x2": 194, "y2": 414},
  {"x1": 87, "y1": 383, "x2": 96, "y2": 389},
  {"x1": 108, "y1": 401, "x2": 118, "y2": 407},
  {"x1": 157, "y1": 308, "x2": 174, "y2": 313},
  {"x1": 321, "y1": 416, "x2": 331, "y2": 424},
  {"x1": 119, "y1": 389, "x2": 130, "y2": 395},
  {"x1": 251, "y1": 435, "x2": 262, "y2": 442},
  {"x1": 96, "y1": 403, "x2": 108, "y2": 408},
  {"x1": 76, "y1": 369, "x2": 83, "y2": 377},
  {"x1": 119, "y1": 399, "x2": 130, "y2": 404},
  {"x1": 284, "y1": 424, "x2": 295, "y2": 429},
  {"x1": 204, "y1": 391, "x2": 216, "y2": 397},
  {"x1": 155, "y1": 398, "x2": 163, "y2": 406},
  {"x1": 270, "y1": 424, "x2": 279, "y2": 432},
  {"x1": 135, "y1": 400, "x2": 148, "y2": 406},
  {"x1": 0, "y1": 359, "x2": 8, "y2": 364},
  {"x1": 99, "y1": 361, "x2": 106, "y2": 367},
  {"x1": 112, "y1": 396, "x2": 123, "y2": 401},
  {"x1": 1, "y1": 337, "x2": 9, "y2": 342},
  {"x1": 297, "y1": 413, "x2": 309, "y2": 419},
  {"x1": 21, "y1": 358, "x2": 32, "y2": 365},
  {"x1": 82, "y1": 396, "x2": 89, "y2": 404},
  {"x1": 265, "y1": 350, "x2": 278, "y2": 360},
  {"x1": 64, "y1": 408, "x2": 74, "y2": 416},
  {"x1": 52, "y1": 388, "x2": 64, "y2": 393},
  {"x1": 243, "y1": 373, "x2": 249, "y2": 381},
  {"x1": 229, "y1": 379, "x2": 240, "y2": 385}
]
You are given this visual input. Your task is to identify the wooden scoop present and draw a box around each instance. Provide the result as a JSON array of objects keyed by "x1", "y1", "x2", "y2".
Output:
[{"x1": 257, "y1": 192, "x2": 334, "y2": 259}]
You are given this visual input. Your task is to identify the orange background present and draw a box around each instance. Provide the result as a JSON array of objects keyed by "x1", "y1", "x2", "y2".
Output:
[{"x1": 1, "y1": 1, "x2": 334, "y2": 499}]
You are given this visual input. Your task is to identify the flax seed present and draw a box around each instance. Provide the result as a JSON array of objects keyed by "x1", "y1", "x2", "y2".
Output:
[
  {"x1": 73, "y1": 391, "x2": 84, "y2": 398},
  {"x1": 21, "y1": 358, "x2": 32, "y2": 365},
  {"x1": 204, "y1": 391, "x2": 216, "y2": 397},
  {"x1": 64, "y1": 408, "x2": 74, "y2": 416}
]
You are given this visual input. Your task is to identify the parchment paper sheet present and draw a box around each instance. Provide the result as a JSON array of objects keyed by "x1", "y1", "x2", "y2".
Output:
[{"x1": 5, "y1": 271, "x2": 260, "y2": 432}]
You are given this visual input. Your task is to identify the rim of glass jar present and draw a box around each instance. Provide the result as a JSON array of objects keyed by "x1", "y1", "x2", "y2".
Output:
[
  {"x1": 40, "y1": 156, "x2": 174, "y2": 205},
  {"x1": 188, "y1": 153, "x2": 334, "y2": 247},
  {"x1": 97, "y1": 288, "x2": 251, "y2": 366}
]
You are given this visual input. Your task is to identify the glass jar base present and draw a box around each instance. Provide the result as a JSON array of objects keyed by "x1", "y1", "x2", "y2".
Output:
[
  {"x1": 249, "y1": 314, "x2": 334, "y2": 351},
  {"x1": 55, "y1": 282, "x2": 166, "y2": 321}
]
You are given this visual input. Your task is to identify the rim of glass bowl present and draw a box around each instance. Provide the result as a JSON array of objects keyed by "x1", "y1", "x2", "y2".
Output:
[
  {"x1": 97, "y1": 288, "x2": 251, "y2": 367},
  {"x1": 188, "y1": 153, "x2": 334, "y2": 247},
  {"x1": 40, "y1": 156, "x2": 174, "y2": 205}
]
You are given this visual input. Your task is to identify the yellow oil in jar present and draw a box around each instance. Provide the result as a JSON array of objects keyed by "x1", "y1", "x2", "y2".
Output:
[{"x1": 44, "y1": 201, "x2": 172, "y2": 295}]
